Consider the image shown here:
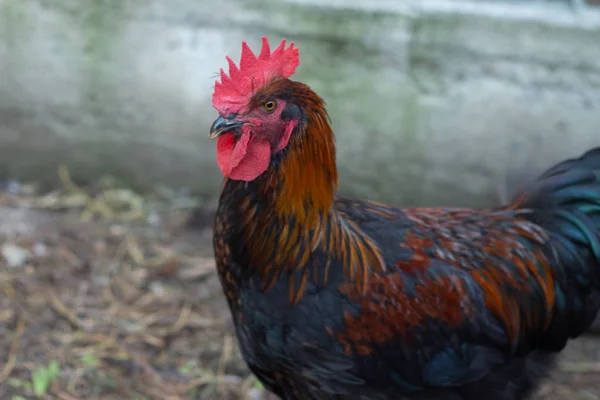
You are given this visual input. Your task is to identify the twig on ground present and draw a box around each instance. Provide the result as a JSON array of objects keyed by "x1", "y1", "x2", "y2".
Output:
[{"x1": 0, "y1": 316, "x2": 26, "y2": 383}]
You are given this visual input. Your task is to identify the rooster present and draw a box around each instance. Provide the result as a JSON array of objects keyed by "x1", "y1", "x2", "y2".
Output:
[{"x1": 209, "y1": 37, "x2": 600, "y2": 400}]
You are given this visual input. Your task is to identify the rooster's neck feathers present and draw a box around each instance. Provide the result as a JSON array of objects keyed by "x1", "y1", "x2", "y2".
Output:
[
  {"x1": 273, "y1": 96, "x2": 338, "y2": 224},
  {"x1": 221, "y1": 88, "x2": 386, "y2": 300}
]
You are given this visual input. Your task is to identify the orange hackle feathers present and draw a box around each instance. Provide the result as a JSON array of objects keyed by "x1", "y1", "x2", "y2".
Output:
[
  {"x1": 273, "y1": 83, "x2": 338, "y2": 225},
  {"x1": 218, "y1": 74, "x2": 386, "y2": 300}
]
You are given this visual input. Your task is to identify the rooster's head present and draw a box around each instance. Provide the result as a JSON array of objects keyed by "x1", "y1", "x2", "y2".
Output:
[{"x1": 210, "y1": 37, "x2": 330, "y2": 182}]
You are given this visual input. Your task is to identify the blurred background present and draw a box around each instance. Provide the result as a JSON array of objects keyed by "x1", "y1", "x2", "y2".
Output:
[{"x1": 0, "y1": 0, "x2": 599, "y2": 399}]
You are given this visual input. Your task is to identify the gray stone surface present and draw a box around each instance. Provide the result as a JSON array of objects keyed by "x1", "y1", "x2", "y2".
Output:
[{"x1": 1, "y1": 0, "x2": 599, "y2": 207}]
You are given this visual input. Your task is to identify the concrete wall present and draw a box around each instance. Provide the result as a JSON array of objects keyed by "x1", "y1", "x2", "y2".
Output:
[{"x1": 1, "y1": 0, "x2": 599, "y2": 207}]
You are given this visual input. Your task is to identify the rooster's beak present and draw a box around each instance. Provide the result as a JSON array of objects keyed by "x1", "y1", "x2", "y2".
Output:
[{"x1": 209, "y1": 115, "x2": 244, "y2": 139}]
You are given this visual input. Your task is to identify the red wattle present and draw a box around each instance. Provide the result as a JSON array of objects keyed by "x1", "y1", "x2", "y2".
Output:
[{"x1": 215, "y1": 130, "x2": 271, "y2": 181}]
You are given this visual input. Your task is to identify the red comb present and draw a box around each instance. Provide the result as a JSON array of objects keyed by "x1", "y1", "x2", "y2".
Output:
[{"x1": 212, "y1": 36, "x2": 300, "y2": 116}]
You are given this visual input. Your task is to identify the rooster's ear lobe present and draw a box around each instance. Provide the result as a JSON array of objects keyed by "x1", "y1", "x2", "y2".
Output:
[{"x1": 281, "y1": 103, "x2": 303, "y2": 121}]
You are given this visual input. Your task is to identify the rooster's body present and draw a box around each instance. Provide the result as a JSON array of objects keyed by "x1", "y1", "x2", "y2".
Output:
[{"x1": 209, "y1": 37, "x2": 600, "y2": 399}]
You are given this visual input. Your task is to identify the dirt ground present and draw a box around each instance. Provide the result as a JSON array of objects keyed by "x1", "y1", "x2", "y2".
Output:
[{"x1": 1, "y1": 186, "x2": 600, "y2": 400}]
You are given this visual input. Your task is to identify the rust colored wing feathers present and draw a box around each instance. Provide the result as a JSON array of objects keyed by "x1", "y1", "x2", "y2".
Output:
[{"x1": 334, "y1": 208, "x2": 556, "y2": 355}]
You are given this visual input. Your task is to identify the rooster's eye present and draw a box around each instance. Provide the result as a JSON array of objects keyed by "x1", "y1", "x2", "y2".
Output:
[{"x1": 263, "y1": 100, "x2": 277, "y2": 112}]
